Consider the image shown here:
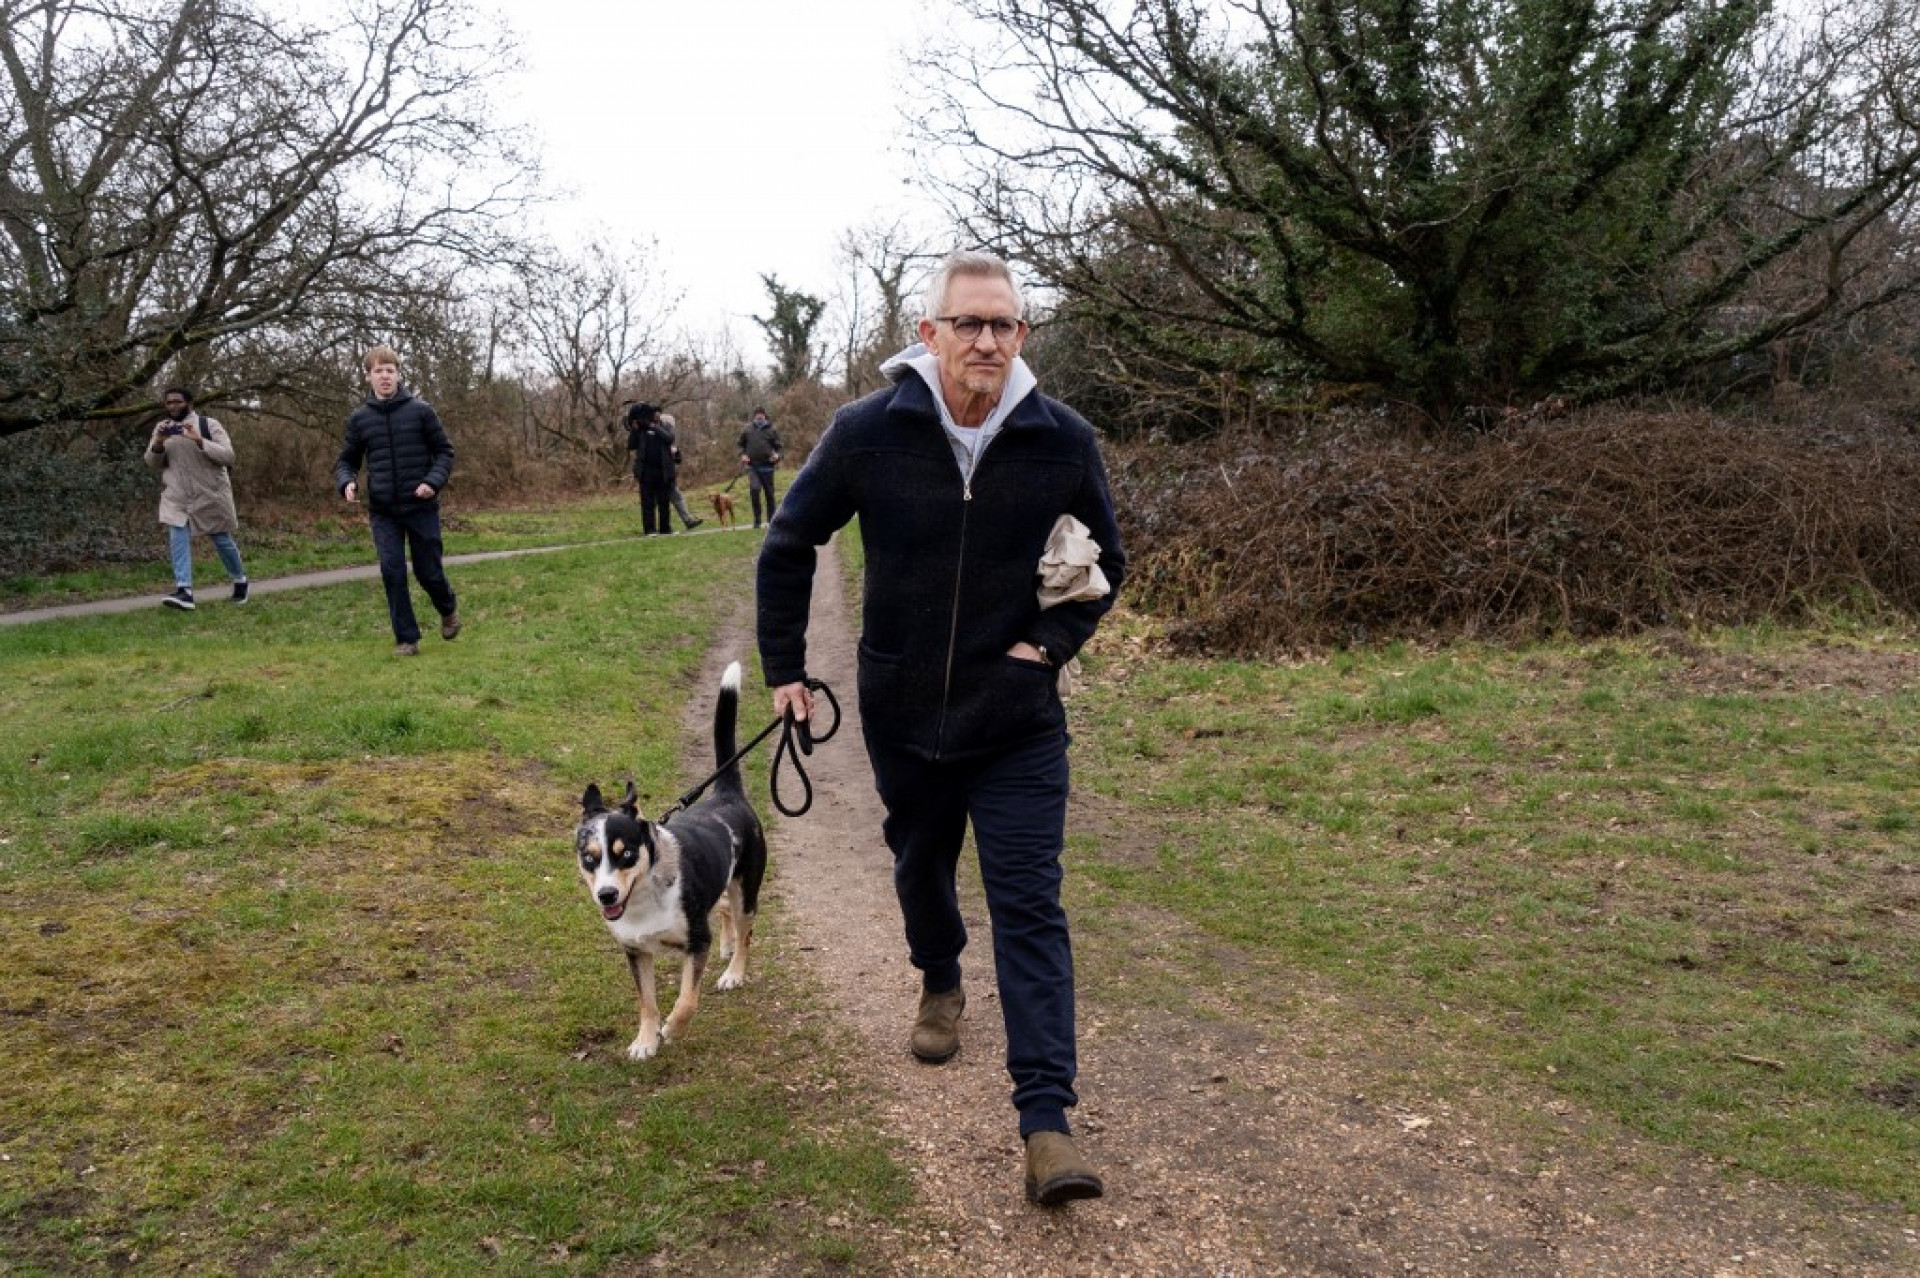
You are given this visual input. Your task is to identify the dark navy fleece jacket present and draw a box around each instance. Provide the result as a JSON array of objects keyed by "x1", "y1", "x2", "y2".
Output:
[
  {"x1": 755, "y1": 370, "x2": 1126, "y2": 762},
  {"x1": 333, "y1": 387, "x2": 455, "y2": 514}
]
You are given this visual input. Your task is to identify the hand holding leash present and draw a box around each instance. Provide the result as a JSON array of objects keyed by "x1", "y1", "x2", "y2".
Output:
[
  {"x1": 769, "y1": 678, "x2": 839, "y2": 816},
  {"x1": 662, "y1": 677, "x2": 840, "y2": 821}
]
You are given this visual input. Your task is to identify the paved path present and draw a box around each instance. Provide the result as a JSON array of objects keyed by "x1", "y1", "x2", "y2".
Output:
[{"x1": 0, "y1": 531, "x2": 750, "y2": 628}]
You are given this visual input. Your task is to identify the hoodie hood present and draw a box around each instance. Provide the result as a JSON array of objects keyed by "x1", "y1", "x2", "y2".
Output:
[{"x1": 878, "y1": 343, "x2": 1038, "y2": 437}]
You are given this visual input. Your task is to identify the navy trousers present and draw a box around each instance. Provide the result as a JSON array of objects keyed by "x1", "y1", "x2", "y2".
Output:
[
  {"x1": 865, "y1": 729, "x2": 1079, "y2": 1137},
  {"x1": 368, "y1": 504, "x2": 456, "y2": 645}
]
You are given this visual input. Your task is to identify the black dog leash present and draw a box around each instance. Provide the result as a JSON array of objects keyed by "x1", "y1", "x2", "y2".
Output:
[{"x1": 659, "y1": 677, "x2": 841, "y2": 822}]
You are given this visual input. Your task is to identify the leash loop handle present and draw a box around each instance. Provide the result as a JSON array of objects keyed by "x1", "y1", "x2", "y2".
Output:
[
  {"x1": 770, "y1": 677, "x2": 840, "y2": 817},
  {"x1": 658, "y1": 677, "x2": 840, "y2": 823}
]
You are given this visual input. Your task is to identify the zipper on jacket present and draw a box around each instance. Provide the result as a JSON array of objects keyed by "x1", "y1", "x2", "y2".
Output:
[
  {"x1": 932, "y1": 426, "x2": 1003, "y2": 758},
  {"x1": 932, "y1": 484, "x2": 972, "y2": 759}
]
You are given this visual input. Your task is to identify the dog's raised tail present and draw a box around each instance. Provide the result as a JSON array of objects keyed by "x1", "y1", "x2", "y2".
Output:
[{"x1": 714, "y1": 661, "x2": 744, "y2": 789}]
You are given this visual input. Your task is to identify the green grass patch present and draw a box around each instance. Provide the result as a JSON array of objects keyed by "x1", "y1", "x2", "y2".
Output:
[
  {"x1": 0, "y1": 526, "x2": 912, "y2": 1272},
  {"x1": 1072, "y1": 628, "x2": 1920, "y2": 1206},
  {"x1": 2, "y1": 495, "x2": 652, "y2": 609}
]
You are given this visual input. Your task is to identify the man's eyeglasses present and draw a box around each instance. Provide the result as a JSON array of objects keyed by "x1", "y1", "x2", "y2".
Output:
[{"x1": 937, "y1": 315, "x2": 1026, "y2": 343}]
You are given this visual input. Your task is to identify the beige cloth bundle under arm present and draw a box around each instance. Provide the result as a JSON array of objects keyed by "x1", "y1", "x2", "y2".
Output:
[
  {"x1": 1036, "y1": 514, "x2": 1111, "y2": 695},
  {"x1": 1037, "y1": 514, "x2": 1111, "y2": 609}
]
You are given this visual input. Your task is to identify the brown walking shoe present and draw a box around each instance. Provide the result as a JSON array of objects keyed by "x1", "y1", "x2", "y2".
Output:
[
  {"x1": 395, "y1": 641, "x2": 420, "y2": 657},
  {"x1": 440, "y1": 612, "x2": 462, "y2": 641},
  {"x1": 908, "y1": 987, "x2": 965, "y2": 1063},
  {"x1": 1024, "y1": 1131, "x2": 1105, "y2": 1207}
]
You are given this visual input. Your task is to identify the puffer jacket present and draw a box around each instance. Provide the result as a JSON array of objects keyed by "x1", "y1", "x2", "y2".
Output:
[
  {"x1": 756, "y1": 372, "x2": 1126, "y2": 762},
  {"x1": 145, "y1": 414, "x2": 239, "y2": 534},
  {"x1": 333, "y1": 386, "x2": 454, "y2": 513}
]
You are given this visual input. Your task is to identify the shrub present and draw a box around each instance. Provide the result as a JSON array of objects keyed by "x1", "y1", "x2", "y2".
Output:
[
  {"x1": 1110, "y1": 402, "x2": 1920, "y2": 653},
  {"x1": 0, "y1": 426, "x2": 157, "y2": 576}
]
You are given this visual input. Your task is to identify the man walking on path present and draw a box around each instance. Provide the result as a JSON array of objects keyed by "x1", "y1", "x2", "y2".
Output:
[
  {"x1": 145, "y1": 386, "x2": 249, "y2": 611},
  {"x1": 755, "y1": 249, "x2": 1126, "y2": 1207},
  {"x1": 333, "y1": 346, "x2": 461, "y2": 656},
  {"x1": 737, "y1": 407, "x2": 782, "y2": 528}
]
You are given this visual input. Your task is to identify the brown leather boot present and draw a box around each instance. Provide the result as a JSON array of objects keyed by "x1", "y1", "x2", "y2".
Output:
[
  {"x1": 1024, "y1": 1131, "x2": 1105, "y2": 1206},
  {"x1": 908, "y1": 987, "x2": 965, "y2": 1063}
]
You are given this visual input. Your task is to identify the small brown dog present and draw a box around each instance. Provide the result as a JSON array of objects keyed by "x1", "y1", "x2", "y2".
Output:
[{"x1": 708, "y1": 490, "x2": 737, "y2": 530}]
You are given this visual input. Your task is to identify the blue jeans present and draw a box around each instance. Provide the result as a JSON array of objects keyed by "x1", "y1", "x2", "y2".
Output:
[
  {"x1": 167, "y1": 524, "x2": 245, "y2": 590},
  {"x1": 865, "y1": 730, "x2": 1079, "y2": 1137},
  {"x1": 369, "y1": 505, "x2": 457, "y2": 644}
]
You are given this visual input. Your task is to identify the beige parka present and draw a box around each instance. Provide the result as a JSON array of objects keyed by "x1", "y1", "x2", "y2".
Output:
[{"x1": 144, "y1": 414, "x2": 239, "y2": 534}]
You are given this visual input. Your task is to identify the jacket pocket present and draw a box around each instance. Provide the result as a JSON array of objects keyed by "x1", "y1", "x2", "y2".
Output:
[
  {"x1": 855, "y1": 639, "x2": 913, "y2": 734},
  {"x1": 945, "y1": 653, "x2": 1062, "y2": 753}
]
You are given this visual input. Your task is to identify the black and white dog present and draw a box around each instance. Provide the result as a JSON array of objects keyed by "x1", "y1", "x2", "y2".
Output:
[{"x1": 575, "y1": 661, "x2": 768, "y2": 1060}]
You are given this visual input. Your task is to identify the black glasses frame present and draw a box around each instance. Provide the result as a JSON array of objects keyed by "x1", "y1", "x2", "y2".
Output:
[{"x1": 935, "y1": 314, "x2": 1027, "y2": 342}]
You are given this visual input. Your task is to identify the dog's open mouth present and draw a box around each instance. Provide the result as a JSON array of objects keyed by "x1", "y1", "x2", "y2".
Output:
[{"x1": 601, "y1": 899, "x2": 626, "y2": 921}]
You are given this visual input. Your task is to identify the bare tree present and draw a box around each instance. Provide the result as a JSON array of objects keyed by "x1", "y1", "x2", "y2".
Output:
[
  {"x1": 0, "y1": 0, "x2": 538, "y2": 437},
  {"x1": 830, "y1": 218, "x2": 938, "y2": 395},
  {"x1": 914, "y1": 0, "x2": 1920, "y2": 429},
  {"x1": 510, "y1": 238, "x2": 678, "y2": 468}
]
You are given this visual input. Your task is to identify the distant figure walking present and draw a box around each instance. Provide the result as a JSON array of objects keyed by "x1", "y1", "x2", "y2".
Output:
[
  {"x1": 737, "y1": 407, "x2": 782, "y2": 529},
  {"x1": 625, "y1": 401, "x2": 677, "y2": 536},
  {"x1": 144, "y1": 386, "x2": 248, "y2": 611},
  {"x1": 659, "y1": 412, "x2": 704, "y2": 531},
  {"x1": 333, "y1": 345, "x2": 461, "y2": 657}
]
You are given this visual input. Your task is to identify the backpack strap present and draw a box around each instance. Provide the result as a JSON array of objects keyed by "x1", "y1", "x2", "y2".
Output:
[{"x1": 198, "y1": 413, "x2": 232, "y2": 471}]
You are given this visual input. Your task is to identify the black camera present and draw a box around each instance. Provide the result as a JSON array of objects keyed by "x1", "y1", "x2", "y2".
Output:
[{"x1": 160, "y1": 423, "x2": 185, "y2": 437}]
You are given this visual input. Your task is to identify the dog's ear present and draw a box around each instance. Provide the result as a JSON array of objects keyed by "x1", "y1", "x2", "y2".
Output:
[
  {"x1": 619, "y1": 780, "x2": 641, "y2": 817},
  {"x1": 582, "y1": 783, "x2": 607, "y2": 815}
]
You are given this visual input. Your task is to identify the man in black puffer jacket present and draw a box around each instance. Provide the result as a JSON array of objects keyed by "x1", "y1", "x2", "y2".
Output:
[
  {"x1": 757, "y1": 250, "x2": 1125, "y2": 1207},
  {"x1": 333, "y1": 345, "x2": 461, "y2": 656}
]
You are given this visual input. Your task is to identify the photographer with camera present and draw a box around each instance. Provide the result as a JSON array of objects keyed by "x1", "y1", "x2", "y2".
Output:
[{"x1": 144, "y1": 386, "x2": 248, "y2": 610}]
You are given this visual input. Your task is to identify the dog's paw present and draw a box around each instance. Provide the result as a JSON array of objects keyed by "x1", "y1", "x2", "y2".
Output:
[
  {"x1": 626, "y1": 1033, "x2": 662, "y2": 1061},
  {"x1": 716, "y1": 969, "x2": 748, "y2": 991}
]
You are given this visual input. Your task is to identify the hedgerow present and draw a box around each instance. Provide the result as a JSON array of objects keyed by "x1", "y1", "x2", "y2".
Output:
[{"x1": 1109, "y1": 403, "x2": 1920, "y2": 652}]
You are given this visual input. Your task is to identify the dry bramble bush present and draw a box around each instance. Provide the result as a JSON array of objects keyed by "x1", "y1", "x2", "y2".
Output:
[{"x1": 1108, "y1": 401, "x2": 1920, "y2": 654}]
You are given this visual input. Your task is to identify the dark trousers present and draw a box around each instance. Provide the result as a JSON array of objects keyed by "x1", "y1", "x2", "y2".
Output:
[
  {"x1": 369, "y1": 505, "x2": 456, "y2": 644},
  {"x1": 865, "y1": 730, "x2": 1078, "y2": 1137},
  {"x1": 638, "y1": 473, "x2": 672, "y2": 534},
  {"x1": 746, "y1": 464, "x2": 777, "y2": 525}
]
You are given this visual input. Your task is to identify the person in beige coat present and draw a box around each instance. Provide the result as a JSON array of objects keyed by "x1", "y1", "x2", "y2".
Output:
[{"x1": 144, "y1": 386, "x2": 248, "y2": 610}]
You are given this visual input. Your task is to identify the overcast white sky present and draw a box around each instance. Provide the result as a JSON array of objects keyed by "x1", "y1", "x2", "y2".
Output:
[{"x1": 504, "y1": 1, "x2": 940, "y2": 368}]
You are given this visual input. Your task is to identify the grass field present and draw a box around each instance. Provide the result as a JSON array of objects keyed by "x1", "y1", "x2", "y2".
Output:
[
  {"x1": 0, "y1": 526, "x2": 911, "y2": 1273},
  {"x1": 1069, "y1": 619, "x2": 1920, "y2": 1205},
  {"x1": 2, "y1": 494, "x2": 646, "y2": 609},
  {"x1": 3, "y1": 503, "x2": 1916, "y2": 1272}
]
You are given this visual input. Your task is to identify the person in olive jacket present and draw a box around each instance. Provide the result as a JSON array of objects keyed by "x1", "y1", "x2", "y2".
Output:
[
  {"x1": 333, "y1": 345, "x2": 462, "y2": 656},
  {"x1": 736, "y1": 407, "x2": 782, "y2": 528}
]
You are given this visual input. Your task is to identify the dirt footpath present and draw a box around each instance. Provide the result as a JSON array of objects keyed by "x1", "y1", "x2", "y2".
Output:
[{"x1": 694, "y1": 537, "x2": 1918, "y2": 1277}]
